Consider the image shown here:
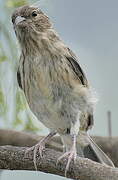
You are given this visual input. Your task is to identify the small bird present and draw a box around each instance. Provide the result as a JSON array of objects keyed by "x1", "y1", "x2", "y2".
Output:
[{"x1": 12, "y1": 5, "x2": 114, "y2": 176}]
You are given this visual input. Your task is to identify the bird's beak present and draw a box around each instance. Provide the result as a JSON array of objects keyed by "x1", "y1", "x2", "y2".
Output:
[{"x1": 15, "y1": 16, "x2": 26, "y2": 25}]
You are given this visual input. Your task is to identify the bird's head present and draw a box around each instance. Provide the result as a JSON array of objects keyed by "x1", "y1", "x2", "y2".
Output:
[{"x1": 12, "y1": 5, "x2": 52, "y2": 41}]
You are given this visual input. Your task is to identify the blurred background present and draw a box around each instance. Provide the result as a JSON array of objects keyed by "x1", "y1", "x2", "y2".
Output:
[{"x1": 0, "y1": 0, "x2": 118, "y2": 179}]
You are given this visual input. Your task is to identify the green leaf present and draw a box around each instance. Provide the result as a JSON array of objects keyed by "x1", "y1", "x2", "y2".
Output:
[
  {"x1": 0, "y1": 56, "x2": 7, "y2": 63},
  {"x1": 16, "y1": 89, "x2": 27, "y2": 112},
  {"x1": 6, "y1": 0, "x2": 28, "y2": 8},
  {"x1": 0, "y1": 89, "x2": 7, "y2": 115},
  {"x1": 24, "y1": 117, "x2": 40, "y2": 132},
  {"x1": 13, "y1": 116, "x2": 23, "y2": 127}
]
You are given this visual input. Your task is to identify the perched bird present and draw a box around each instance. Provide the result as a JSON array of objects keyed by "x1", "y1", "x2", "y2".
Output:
[{"x1": 12, "y1": 5, "x2": 114, "y2": 175}]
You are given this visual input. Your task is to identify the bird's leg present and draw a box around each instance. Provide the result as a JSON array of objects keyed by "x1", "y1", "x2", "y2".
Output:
[
  {"x1": 25, "y1": 131, "x2": 57, "y2": 170},
  {"x1": 57, "y1": 134, "x2": 77, "y2": 176}
]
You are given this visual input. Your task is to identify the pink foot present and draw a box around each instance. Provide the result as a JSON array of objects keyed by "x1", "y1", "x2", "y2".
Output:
[
  {"x1": 25, "y1": 131, "x2": 56, "y2": 170},
  {"x1": 25, "y1": 139, "x2": 45, "y2": 170},
  {"x1": 57, "y1": 147, "x2": 77, "y2": 176}
]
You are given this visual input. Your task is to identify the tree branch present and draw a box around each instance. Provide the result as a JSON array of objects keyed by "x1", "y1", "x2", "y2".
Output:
[
  {"x1": 0, "y1": 145, "x2": 118, "y2": 180},
  {"x1": 0, "y1": 129, "x2": 117, "y2": 166},
  {"x1": 0, "y1": 129, "x2": 118, "y2": 180}
]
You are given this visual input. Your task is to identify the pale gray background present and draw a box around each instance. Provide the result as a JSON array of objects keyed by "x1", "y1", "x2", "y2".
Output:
[{"x1": 1, "y1": 0, "x2": 118, "y2": 179}]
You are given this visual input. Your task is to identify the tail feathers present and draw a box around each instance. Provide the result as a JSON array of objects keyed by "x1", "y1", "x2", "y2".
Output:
[{"x1": 84, "y1": 136, "x2": 114, "y2": 167}]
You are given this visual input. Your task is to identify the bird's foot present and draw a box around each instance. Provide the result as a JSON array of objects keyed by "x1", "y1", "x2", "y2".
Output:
[
  {"x1": 25, "y1": 138, "x2": 46, "y2": 170},
  {"x1": 25, "y1": 131, "x2": 56, "y2": 170},
  {"x1": 57, "y1": 146, "x2": 77, "y2": 176}
]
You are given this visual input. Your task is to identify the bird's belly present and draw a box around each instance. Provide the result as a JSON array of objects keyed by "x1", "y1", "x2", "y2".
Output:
[
  {"x1": 30, "y1": 98, "x2": 71, "y2": 132},
  {"x1": 26, "y1": 84, "x2": 72, "y2": 132},
  {"x1": 22, "y1": 62, "x2": 74, "y2": 132},
  {"x1": 23, "y1": 64, "x2": 94, "y2": 133},
  {"x1": 24, "y1": 80, "x2": 93, "y2": 133}
]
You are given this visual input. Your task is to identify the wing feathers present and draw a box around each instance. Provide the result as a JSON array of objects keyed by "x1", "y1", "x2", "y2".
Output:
[{"x1": 66, "y1": 48, "x2": 88, "y2": 86}]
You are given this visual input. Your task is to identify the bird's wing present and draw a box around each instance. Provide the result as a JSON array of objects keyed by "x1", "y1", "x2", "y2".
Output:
[
  {"x1": 65, "y1": 48, "x2": 88, "y2": 87},
  {"x1": 65, "y1": 48, "x2": 93, "y2": 130}
]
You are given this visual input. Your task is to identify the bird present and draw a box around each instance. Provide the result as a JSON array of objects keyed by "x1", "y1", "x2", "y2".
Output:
[{"x1": 11, "y1": 4, "x2": 114, "y2": 176}]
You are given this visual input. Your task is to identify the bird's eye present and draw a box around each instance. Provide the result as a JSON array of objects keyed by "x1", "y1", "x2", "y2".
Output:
[{"x1": 32, "y1": 11, "x2": 37, "y2": 17}]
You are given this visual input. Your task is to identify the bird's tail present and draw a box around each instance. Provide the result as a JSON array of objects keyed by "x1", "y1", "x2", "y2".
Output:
[
  {"x1": 81, "y1": 135, "x2": 114, "y2": 167},
  {"x1": 61, "y1": 132, "x2": 114, "y2": 167}
]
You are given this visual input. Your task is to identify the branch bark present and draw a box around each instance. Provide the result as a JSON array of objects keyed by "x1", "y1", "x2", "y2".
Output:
[
  {"x1": 0, "y1": 129, "x2": 118, "y2": 180},
  {"x1": 0, "y1": 129, "x2": 118, "y2": 166},
  {"x1": 0, "y1": 145, "x2": 118, "y2": 180}
]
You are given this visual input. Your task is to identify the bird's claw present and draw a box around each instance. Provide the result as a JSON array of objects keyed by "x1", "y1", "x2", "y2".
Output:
[
  {"x1": 25, "y1": 140, "x2": 45, "y2": 170},
  {"x1": 24, "y1": 132, "x2": 56, "y2": 170},
  {"x1": 57, "y1": 148, "x2": 77, "y2": 177}
]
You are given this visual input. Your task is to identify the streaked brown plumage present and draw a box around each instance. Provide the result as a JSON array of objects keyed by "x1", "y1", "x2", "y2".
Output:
[{"x1": 12, "y1": 5, "x2": 114, "y2": 176}]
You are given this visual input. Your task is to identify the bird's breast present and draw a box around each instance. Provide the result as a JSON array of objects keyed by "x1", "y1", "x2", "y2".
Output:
[
  {"x1": 19, "y1": 55, "x2": 73, "y2": 129},
  {"x1": 19, "y1": 53, "x2": 94, "y2": 133}
]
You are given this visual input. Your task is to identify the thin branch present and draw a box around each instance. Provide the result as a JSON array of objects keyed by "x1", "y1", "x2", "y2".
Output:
[
  {"x1": 0, "y1": 129, "x2": 63, "y2": 151},
  {"x1": 0, "y1": 145, "x2": 118, "y2": 180},
  {"x1": 0, "y1": 129, "x2": 118, "y2": 179},
  {"x1": 0, "y1": 129, "x2": 118, "y2": 166}
]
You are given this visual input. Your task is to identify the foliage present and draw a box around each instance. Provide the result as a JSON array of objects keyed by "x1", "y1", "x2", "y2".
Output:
[
  {"x1": 0, "y1": 0, "x2": 41, "y2": 132},
  {"x1": 6, "y1": 0, "x2": 28, "y2": 8},
  {"x1": 16, "y1": 89, "x2": 28, "y2": 112},
  {"x1": 0, "y1": 55, "x2": 7, "y2": 63},
  {"x1": 0, "y1": 88, "x2": 7, "y2": 115}
]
